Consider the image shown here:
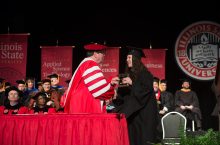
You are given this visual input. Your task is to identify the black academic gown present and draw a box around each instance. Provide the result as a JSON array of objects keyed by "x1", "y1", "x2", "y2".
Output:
[
  {"x1": 115, "y1": 69, "x2": 158, "y2": 145},
  {"x1": 160, "y1": 91, "x2": 174, "y2": 112},
  {"x1": 175, "y1": 90, "x2": 202, "y2": 127}
]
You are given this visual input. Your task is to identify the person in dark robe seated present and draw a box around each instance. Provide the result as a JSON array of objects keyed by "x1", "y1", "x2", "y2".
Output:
[
  {"x1": 0, "y1": 86, "x2": 28, "y2": 115},
  {"x1": 5, "y1": 82, "x2": 11, "y2": 89},
  {"x1": 16, "y1": 80, "x2": 28, "y2": 104},
  {"x1": 175, "y1": 79, "x2": 202, "y2": 131},
  {"x1": 47, "y1": 73, "x2": 65, "y2": 95},
  {"x1": 156, "y1": 79, "x2": 174, "y2": 141},
  {"x1": 31, "y1": 92, "x2": 56, "y2": 114},
  {"x1": 153, "y1": 77, "x2": 162, "y2": 111},
  {"x1": 159, "y1": 79, "x2": 174, "y2": 116}
]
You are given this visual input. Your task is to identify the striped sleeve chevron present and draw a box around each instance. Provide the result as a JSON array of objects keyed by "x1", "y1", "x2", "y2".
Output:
[{"x1": 82, "y1": 63, "x2": 111, "y2": 98}]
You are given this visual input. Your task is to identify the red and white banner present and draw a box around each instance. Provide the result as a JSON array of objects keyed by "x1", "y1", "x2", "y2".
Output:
[
  {"x1": 41, "y1": 46, "x2": 73, "y2": 87},
  {"x1": 142, "y1": 49, "x2": 166, "y2": 79},
  {"x1": 100, "y1": 47, "x2": 120, "y2": 79},
  {"x1": 0, "y1": 34, "x2": 29, "y2": 85}
]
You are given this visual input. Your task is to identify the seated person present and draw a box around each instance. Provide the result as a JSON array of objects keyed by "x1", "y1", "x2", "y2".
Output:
[
  {"x1": 159, "y1": 79, "x2": 174, "y2": 116},
  {"x1": 16, "y1": 80, "x2": 27, "y2": 104},
  {"x1": 153, "y1": 77, "x2": 161, "y2": 110},
  {"x1": 37, "y1": 81, "x2": 44, "y2": 92},
  {"x1": 174, "y1": 79, "x2": 202, "y2": 131},
  {"x1": 41, "y1": 79, "x2": 61, "y2": 110},
  {"x1": 47, "y1": 73, "x2": 64, "y2": 95},
  {"x1": 5, "y1": 82, "x2": 11, "y2": 89},
  {"x1": 31, "y1": 92, "x2": 56, "y2": 114},
  {"x1": 0, "y1": 86, "x2": 28, "y2": 114},
  {"x1": 0, "y1": 78, "x2": 6, "y2": 106},
  {"x1": 24, "y1": 77, "x2": 38, "y2": 97},
  {"x1": 50, "y1": 89, "x2": 62, "y2": 112}
]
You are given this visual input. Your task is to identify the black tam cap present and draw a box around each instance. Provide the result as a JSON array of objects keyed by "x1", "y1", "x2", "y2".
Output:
[
  {"x1": 0, "y1": 78, "x2": 5, "y2": 83},
  {"x1": 127, "y1": 46, "x2": 146, "y2": 59},
  {"x1": 153, "y1": 77, "x2": 160, "y2": 84},
  {"x1": 160, "y1": 79, "x2": 167, "y2": 84},
  {"x1": 16, "y1": 80, "x2": 26, "y2": 85},
  {"x1": 5, "y1": 86, "x2": 23, "y2": 97},
  {"x1": 47, "y1": 73, "x2": 59, "y2": 79},
  {"x1": 33, "y1": 92, "x2": 47, "y2": 100},
  {"x1": 181, "y1": 78, "x2": 191, "y2": 84},
  {"x1": 41, "y1": 79, "x2": 51, "y2": 84},
  {"x1": 5, "y1": 82, "x2": 11, "y2": 87}
]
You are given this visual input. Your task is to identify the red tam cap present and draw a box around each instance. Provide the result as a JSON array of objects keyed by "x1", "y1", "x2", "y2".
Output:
[{"x1": 84, "y1": 43, "x2": 106, "y2": 51}]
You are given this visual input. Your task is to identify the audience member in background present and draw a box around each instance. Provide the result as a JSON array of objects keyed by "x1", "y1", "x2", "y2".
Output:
[
  {"x1": 153, "y1": 77, "x2": 161, "y2": 110},
  {"x1": 16, "y1": 80, "x2": 26, "y2": 92},
  {"x1": 41, "y1": 79, "x2": 61, "y2": 111},
  {"x1": 32, "y1": 92, "x2": 56, "y2": 114},
  {"x1": 0, "y1": 86, "x2": 28, "y2": 114},
  {"x1": 47, "y1": 73, "x2": 64, "y2": 95},
  {"x1": 37, "y1": 81, "x2": 44, "y2": 92},
  {"x1": 5, "y1": 82, "x2": 11, "y2": 89},
  {"x1": 41, "y1": 79, "x2": 54, "y2": 107},
  {"x1": 115, "y1": 47, "x2": 158, "y2": 145},
  {"x1": 0, "y1": 78, "x2": 6, "y2": 106},
  {"x1": 156, "y1": 79, "x2": 174, "y2": 141},
  {"x1": 175, "y1": 79, "x2": 202, "y2": 131},
  {"x1": 159, "y1": 79, "x2": 174, "y2": 115},
  {"x1": 24, "y1": 94, "x2": 36, "y2": 113},
  {"x1": 50, "y1": 89, "x2": 62, "y2": 111},
  {"x1": 211, "y1": 60, "x2": 220, "y2": 130},
  {"x1": 16, "y1": 80, "x2": 27, "y2": 103},
  {"x1": 24, "y1": 77, "x2": 38, "y2": 97},
  {"x1": 62, "y1": 43, "x2": 119, "y2": 113}
]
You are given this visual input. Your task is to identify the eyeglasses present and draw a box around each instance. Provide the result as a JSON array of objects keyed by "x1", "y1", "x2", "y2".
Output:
[{"x1": 9, "y1": 93, "x2": 19, "y2": 97}]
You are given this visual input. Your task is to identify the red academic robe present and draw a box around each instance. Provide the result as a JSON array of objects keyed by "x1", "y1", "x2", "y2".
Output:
[
  {"x1": 63, "y1": 58, "x2": 115, "y2": 113},
  {"x1": 27, "y1": 107, "x2": 56, "y2": 114},
  {"x1": 0, "y1": 105, "x2": 28, "y2": 115}
]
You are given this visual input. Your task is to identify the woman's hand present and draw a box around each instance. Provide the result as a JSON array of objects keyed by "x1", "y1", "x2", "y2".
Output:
[{"x1": 122, "y1": 77, "x2": 132, "y2": 85}]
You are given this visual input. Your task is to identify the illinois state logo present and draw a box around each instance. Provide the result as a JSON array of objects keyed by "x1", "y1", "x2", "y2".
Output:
[{"x1": 175, "y1": 21, "x2": 220, "y2": 80}]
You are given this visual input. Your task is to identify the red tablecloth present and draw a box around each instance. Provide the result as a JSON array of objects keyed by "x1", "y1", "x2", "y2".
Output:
[{"x1": 0, "y1": 113, "x2": 129, "y2": 145}]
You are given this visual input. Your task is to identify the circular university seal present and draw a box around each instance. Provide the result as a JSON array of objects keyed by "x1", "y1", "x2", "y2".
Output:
[{"x1": 175, "y1": 21, "x2": 220, "y2": 81}]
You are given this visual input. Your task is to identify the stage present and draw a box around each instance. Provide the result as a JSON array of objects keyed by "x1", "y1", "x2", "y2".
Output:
[{"x1": 0, "y1": 113, "x2": 129, "y2": 145}]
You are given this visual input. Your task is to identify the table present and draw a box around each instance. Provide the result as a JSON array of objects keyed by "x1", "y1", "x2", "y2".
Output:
[{"x1": 0, "y1": 113, "x2": 129, "y2": 145}]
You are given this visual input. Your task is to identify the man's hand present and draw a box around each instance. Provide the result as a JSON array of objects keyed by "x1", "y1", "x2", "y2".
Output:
[
  {"x1": 180, "y1": 105, "x2": 186, "y2": 110},
  {"x1": 111, "y1": 77, "x2": 120, "y2": 85},
  {"x1": 186, "y1": 105, "x2": 194, "y2": 110},
  {"x1": 159, "y1": 110, "x2": 166, "y2": 115}
]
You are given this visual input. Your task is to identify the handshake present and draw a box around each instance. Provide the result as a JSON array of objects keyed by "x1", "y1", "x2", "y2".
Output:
[
  {"x1": 110, "y1": 73, "x2": 131, "y2": 87},
  {"x1": 118, "y1": 73, "x2": 130, "y2": 87},
  {"x1": 118, "y1": 74, "x2": 129, "y2": 84}
]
